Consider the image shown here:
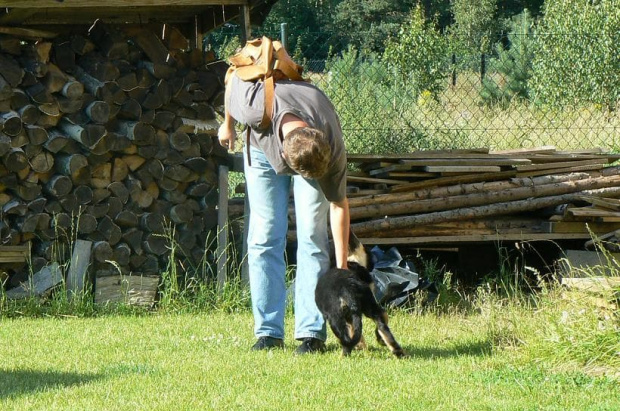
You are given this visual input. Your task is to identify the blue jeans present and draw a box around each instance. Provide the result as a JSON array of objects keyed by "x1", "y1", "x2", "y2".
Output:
[{"x1": 244, "y1": 146, "x2": 329, "y2": 341}]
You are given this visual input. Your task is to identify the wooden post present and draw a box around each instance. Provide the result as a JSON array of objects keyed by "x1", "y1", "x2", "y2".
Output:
[
  {"x1": 240, "y1": 3, "x2": 252, "y2": 43},
  {"x1": 193, "y1": 14, "x2": 204, "y2": 51},
  {"x1": 66, "y1": 239, "x2": 92, "y2": 301},
  {"x1": 217, "y1": 164, "x2": 229, "y2": 290}
]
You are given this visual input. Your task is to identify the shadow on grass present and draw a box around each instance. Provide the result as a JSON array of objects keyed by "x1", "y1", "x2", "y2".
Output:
[
  {"x1": 324, "y1": 340, "x2": 492, "y2": 359},
  {"x1": 401, "y1": 340, "x2": 492, "y2": 359},
  {"x1": 0, "y1": 369, "x2": 103, "y2": 399}
]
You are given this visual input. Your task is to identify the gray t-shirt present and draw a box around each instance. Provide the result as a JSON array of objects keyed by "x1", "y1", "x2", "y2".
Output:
[{"x1": 227, "y1": 74, "x2": 347, "y2": 202}]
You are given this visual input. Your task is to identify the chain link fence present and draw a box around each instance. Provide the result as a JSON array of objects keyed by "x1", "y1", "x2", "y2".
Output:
[{"x1": 208, "y1": 25, "x2": 620, "y2": 153}]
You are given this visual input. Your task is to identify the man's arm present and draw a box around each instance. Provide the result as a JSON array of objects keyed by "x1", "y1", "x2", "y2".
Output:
[
  {"x1": 330, "y1": 197, "x2": 350, "y2": 269},
  {"x1": 218, "y1": 77, "x2": 236, "y2": 150}
]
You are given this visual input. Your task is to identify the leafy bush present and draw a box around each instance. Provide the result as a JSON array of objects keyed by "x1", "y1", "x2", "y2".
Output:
[{"x1": 529, "y1": 0, "x2": 620, "y2": 108}]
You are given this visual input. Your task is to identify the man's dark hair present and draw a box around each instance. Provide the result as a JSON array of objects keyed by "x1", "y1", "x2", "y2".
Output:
[{"x1": 283, "y1": 127, "x2": 331, "y2": 179}]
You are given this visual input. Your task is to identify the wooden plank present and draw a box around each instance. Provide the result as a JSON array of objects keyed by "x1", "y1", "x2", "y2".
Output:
[
  {"x1": 66, "y1": 239, "x2": 92, "y2": 299},
  {"x1": 516, "y1": 163, "x2": 606, "y2": 178},
  {"x1": 0, "y1": 244, "x2": 29, "y2": 263},
  {"x1": 561, "y1": 277, "x2": 620, "y2": 292},
  {"x1": 489, "y1": 145, "x2": 557, "y2": 155},
  {"x1": 5, "y1": 263, "x2": 62, "y2": 299},
  {"x1": 400, "y1": 158, "x2": 531, "y2": 167},
  {"x1": 347, "y1": 148, "x2": 491, "y2": 163},
  {"x1": 347, "y1": 175, "x2": 406, "y2": 185},
  {"x1": 0, "y1": 26, "x2": 58, "y2": 39},
  {"x1": 525, "y1": 154, "x2": 611, "y2": 163},
  {"x1": 384, "y1": 171, "x2": 436, "y2": 178},
  {"x1": 515, "y1": 158, "x2": 607, "y2": 172},
  {"x1": 364, "y1": 156, "x2": 530, "y2": 174},
  {"x1": 568, "y1": 207, "x2": 620, "y2": 218},
  {"x1": 543, "y1": 221, "x2": 620, "y2": 234},
  {"x1": 368, "y1": 163, "x2": 415, "y2": 176},
  {"x1": 94, "y1": 275, "x2": 159, "y2": 306},
  {"x1": 584, "y1": 229, "x2": 620, "y2": 250},
  {"x1": 425, "y1": 166, "x2": 502, "y2": 173},
  {"x1": 592, "y1": 216, "x2": 620, "y2": 223},
  {"x1": 559, "y1": 249, "x2": 620, "y2": 278},
  {"x1": 556, "y1": 148, "x2": 605, "y2": 155},
  {"x1": 359, "y1": 161, "x2": 397, "y2": 172},
  {"x1": 578, "y1": 196, "x2": 620, "y2": 211}
]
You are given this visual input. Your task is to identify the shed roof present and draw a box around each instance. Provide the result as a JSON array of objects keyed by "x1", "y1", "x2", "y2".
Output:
[{"x1": 0, "y1": 1, "x2": 274, "y2": 32}]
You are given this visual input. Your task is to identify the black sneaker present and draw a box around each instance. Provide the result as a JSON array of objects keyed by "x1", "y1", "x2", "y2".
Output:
[
  {"x1": 251, "y1": 336, "x2": 284, "y2": 351},
  {"x1": 294, "y1": 338, "x2": 326, "y2": 355}
]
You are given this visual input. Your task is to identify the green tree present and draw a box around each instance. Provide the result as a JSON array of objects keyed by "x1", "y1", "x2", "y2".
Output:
[
  {"x1": 333, "y1": 0, "x2": 417, "y2": 53},
  {"x1": 382, "y1": 5, "x2": 448, "y2": 98},
  {"x1": 257, "y1": 0, "x2": 331, "y2": 61},
  {"x1": 450, "y1": 0, "x2": 499, "y2": 53},
  {"x1": 529, "y1": 0, "x2": 620, "y2": 108},
  {"x1": 480, "y1": 10, "x2": 535, "y2": 106}
]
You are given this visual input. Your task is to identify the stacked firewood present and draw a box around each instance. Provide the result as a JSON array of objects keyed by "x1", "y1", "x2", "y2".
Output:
[{"x1": 0, "y1": 21, "x2": 229, "y2": 283}]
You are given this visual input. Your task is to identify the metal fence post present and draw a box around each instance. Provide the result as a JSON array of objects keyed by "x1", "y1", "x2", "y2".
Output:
[
  {"x1": 280, "y1": 22, "x2": 288, "y2": 50},
  {"x1": 451, "y1": 53, "x2": 457, "y2": 87}
]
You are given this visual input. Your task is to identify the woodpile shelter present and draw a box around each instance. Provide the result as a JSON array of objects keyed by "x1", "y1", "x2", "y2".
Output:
[{"x1": 0, "y1": 1, "x2": 272, "y2": 303}]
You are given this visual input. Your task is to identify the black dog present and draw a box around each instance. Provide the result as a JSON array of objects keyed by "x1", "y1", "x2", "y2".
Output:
[{"x1": 315, "y1": 232, "x2": 405, "y2": 357}]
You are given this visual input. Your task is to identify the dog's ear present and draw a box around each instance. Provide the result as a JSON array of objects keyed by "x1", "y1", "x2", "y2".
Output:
[{"x1": 347, "y1": 230, "x2": 371, "y2": 270}]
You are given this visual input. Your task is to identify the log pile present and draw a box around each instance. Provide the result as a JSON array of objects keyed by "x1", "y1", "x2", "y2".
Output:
[
  {"x1": 0, "y1": 22, "x2": 229, "y2": 289},
  {"x1": 345, "y1": 147, "x2": 620, "y2": 245}
]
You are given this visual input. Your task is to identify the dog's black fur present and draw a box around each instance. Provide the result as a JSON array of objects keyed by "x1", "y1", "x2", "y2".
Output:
[{"x1": 315, "y1": 232, "x2": 405, "y2": 357}]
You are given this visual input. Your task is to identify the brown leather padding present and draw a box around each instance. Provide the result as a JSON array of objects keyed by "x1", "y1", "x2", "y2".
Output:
[{"x1": 225, "y1": 36, "x2": 305, "y2": 129}]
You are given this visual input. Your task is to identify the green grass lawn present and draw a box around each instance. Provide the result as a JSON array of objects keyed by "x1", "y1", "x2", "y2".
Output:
[{"x1": 1, "y1": 287, "x2": 619, "y2": 410}]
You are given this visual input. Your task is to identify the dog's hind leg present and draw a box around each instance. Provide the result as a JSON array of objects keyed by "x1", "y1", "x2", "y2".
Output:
[
  {"x1": 373, "y1": 312, "x2": 405, "y2": 358},
  {"x1": 363, "y1": 296, "x2": 405, "y2": 358}
]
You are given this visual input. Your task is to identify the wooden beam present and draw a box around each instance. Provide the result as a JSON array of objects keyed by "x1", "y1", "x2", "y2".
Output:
[
  {"x1": 0, "y1": 245, "x2": 29, "y2": 263},
  {"x1": 5, "y1": 263, "x2": 62, "y2": 299},
  {"x1": 359, "y1": 233, "x2": 598, "y2": 245},
  {"x1": 240, "y1": 3, "x2": 251, "y2": 42},
  {"x1": 0, "y1": 1, "x2": 247, "y2": 7}
]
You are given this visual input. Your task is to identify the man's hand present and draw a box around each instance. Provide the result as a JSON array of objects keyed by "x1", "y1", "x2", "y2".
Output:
[{"x1": 218, "y1": 122, "x2": 236, "y2": 151}]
